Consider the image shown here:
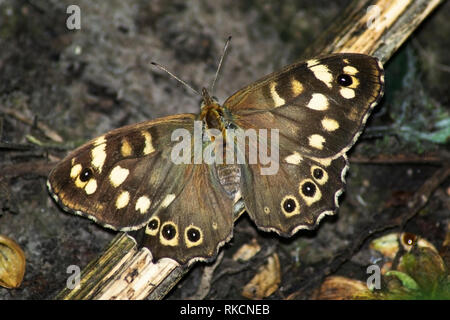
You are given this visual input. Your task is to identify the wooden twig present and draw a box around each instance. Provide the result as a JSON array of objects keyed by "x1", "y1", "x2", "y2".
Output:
[
  {"x1": 55, "y1": 0, "x2": 445, "y2": 300},
  {"x1": 1, "y1": 107, "x2": 63, "y2": 143},
  {"x1": 0, "y1": 161, "x2": 55, "y2": 179}
]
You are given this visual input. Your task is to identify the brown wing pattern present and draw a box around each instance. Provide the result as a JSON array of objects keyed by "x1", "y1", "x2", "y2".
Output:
[{"x1": 224, "y1": 53, "x2": 384, "y2": 234}]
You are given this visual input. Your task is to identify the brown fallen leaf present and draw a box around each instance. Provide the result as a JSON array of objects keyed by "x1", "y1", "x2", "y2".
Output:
[
  {"x1": 311, "y1": 276, "x2": 369, "y2": 300},
  {"x1": 242, "y1": 253, "x2": 281, "y2": 299},
  {"x1": 370, "y1": 232, "x2": 438, "y2": 261},
  {"x1": 232, "y1": 239, "x2": 261, "y2": 262},
  {"x1": 0, "y1": 235, "x2": 26, "y2": 289}
]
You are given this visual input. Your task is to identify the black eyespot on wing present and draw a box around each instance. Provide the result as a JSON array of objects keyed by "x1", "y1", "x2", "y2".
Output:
[
  {"x1": 162, "y1": 224, "x2": 176, "y2": 240},
  {"x1": 301, "y1": 182, "x2": 316, "y2": 197},
  {"x1": 283, "y1": 198, "x2": 296, "y2": 213},
  {"x1": 313, "y1": 168, "x2": 323, "y2": 180},
  {"x1": 79, "y1": 168, "x2": 93, "y2": 182},
  {"x1": 187, "y1": 227, "x2": 201, "y2": 242},
  {"x1": 148, "y1": 219, "x2": 159, "y2": 230},
  {"x1": 337, "y1": 74, "x2": 352, "y2": 86}
]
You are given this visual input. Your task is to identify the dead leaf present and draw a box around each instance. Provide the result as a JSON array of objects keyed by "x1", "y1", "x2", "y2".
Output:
[
  {"x1": 311, "y1": 276, "x2": 369, "y2": 300},
  {"x1": 0, "y1": 235, "x2": 26, "y2": 289},
  {"x1": 232, "y1": 239, "x2": 261, "y2": 262},
  {"x1": 241, "y1": 253, "x2": 280, "y2": 299}
]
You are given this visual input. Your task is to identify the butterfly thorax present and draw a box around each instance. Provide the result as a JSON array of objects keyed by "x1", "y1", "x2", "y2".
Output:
[{"x1": 199, "y1": 87, "x2": 228, "y2": 133}]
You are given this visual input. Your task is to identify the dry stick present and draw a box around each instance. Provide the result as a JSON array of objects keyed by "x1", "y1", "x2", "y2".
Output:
[
  {"x1": 1, "y1": 107, "x2": 63, "y2": 143},
  {"x1": 55, "y1": 0, "x2": 445, "y2": 300}
]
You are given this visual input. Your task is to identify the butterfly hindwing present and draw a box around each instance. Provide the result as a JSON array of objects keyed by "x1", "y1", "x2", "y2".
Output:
[
  {"x1": 241, "y1": 155, "x2": 348, "y2": 236},
  {"x1": 141, "y1": 163, "x2": 235, "y2": 264}
]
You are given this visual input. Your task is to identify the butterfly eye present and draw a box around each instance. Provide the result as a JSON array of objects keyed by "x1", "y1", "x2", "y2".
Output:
[
  {"x1": 79, "y1": 168, "x2": 93, "y2": 182},
  {"x1": 337, "y1": 74, "x2": 352, "y2": 86},
  {"x1": 162, "y1": 223, "x2": 177, "y2": 240},
  {"x1": 301, "y1": 181, "x2": 316, "y2": 197}
]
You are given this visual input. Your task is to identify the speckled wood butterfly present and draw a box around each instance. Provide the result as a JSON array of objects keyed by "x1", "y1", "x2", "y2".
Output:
[{"x1": 48, "y1": 53, "x2": 384, "y2": 265}]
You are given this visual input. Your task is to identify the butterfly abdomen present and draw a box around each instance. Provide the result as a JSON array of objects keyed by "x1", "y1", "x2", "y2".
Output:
[{"x1": 214, "y1": 163, "x2": 241, "y2": 199}]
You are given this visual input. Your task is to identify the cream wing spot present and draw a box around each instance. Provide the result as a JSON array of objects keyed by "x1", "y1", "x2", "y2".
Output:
[
  {"x1": 120, "y1": 138, "x2": 133, "y2": 157},
  {"x1": 91, "y1": 143, "x2": 107, "y2": 173},
  {"x1": 307, "y1": 93, "x2": 329, "y2": 111},
  {"x1": 377, "y1": 60, "x2": 384, "y2": 77},
  {"x1": 269, "y1": 82, "x2": 285, "y2": 107},
  {"x1": 84, "y1": 179, "x2": 97, "y2": 195},
  {"x1": 116, "y1": 191, "x2": 130, "y2": 209},
  {"x1": 291, "y1": 78, "x2": 303, "y2": 96},
  {"x1": 348, "y1": 76, "x2": 360, "y2": 89},
  {"x1": 308, "y1": 134, "x2": 325, "y2": 150},
  {"x1": 321, "y1": 117, "x2": 340, "y2": 132},
  {"x1": 70, "y1": 164, "x2": 82, "y2": 179},
  {"x1": 340, "y1": 87, "x2": 355, "y2": 99},
  {"x1": 309, "y1": 64, "x2": 333, "y2": 88},
  {"x1": 343, "y1": 65, "x2": 359, "y2": 75},
  {"x1": 306, "y1": 59, "x2": 319, "y2": 68},
  {"x1": 142, "y1": 131, "x2": 155, "y2": 155},
  {"x1": 311, "y1": 157, "x2": 332, "y2": 167},
  {"x1": 74, "y1": 176, "x2": 88, "y2": 189},
  {"x1": 284, "y1": 151, "x2": 303, "y2": 165},
  {"x1": 93, "y1": 135, "x2": 106, "y2": 146},
  {"x1": 109, "y1": 165, "x2": 130, "y2": 187},
  {"x1": 161, "y1": 194, "x2": 176, "y2": 208},
  {"x1": 135, "y1": 196, "x2": 151, "y2": 214}
]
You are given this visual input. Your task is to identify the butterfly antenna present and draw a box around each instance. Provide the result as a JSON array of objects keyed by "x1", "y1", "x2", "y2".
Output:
[
  {"x1": 150, "y1": 62, "x2": 201, "y2": 96},
  {"x1": 210, "y1": 36, "x2": 232, "y2": 95}
]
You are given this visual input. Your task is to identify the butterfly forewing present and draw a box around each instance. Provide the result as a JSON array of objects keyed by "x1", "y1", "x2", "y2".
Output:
[
  {"x1": 48, "y1": 114, "x2": 197, "y2": 230},
  {"x1": 224, "y1": 53, "x2": 384, "y2": 158}
]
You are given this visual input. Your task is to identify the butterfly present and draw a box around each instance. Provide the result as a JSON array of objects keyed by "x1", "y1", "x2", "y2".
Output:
[{"x1": 47, "y1": 52, "x2": 384, "y2": 265}]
